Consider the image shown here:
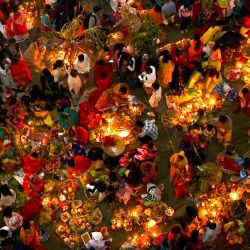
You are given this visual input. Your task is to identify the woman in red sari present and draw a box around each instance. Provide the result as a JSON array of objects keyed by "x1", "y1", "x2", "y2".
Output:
[
  {"x1": 9, "y1": 56, "x2": 32, "y2": 87},
  {"x1": 5, "y1": 5, "x2": 29, "y2": 41}
]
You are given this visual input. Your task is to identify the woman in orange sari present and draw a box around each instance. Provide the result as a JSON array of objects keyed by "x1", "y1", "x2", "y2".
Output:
[
  {"x1": 5, "y1": 5, "x2": 29, "y2": 41},
  {"x1": 157, "y1": 54, "x2": 174, "y2": 88},
  {"x1": 20, "y1": 221, "x2": 44, "y2": 250},
  {"x1": 188, "y1": 34, "x2": 204, "y2": 62}
]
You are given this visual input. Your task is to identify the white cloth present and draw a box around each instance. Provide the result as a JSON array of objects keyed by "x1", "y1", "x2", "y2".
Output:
[
  {"x1": 68, "y1": 75, "x2": 82, "y2": 95},
  {"x1": 141, "y1": 66, "x2": 156, "y2": 88},
  {"x1": 73, "y1": 55, "x2": 90, "y2": 74},
  {"x1": 0, "y1": 189, "x2": 16, "y2": 206},
  {"x1": 110, "y1": 0, "x2": 126, "y2": 12},
  {"x1": 202, "y1": 223, "x2": 221, "y2": 244},
  {"x1": 0, "y1": 65, "x2": 15, "y2": 88},
  {"x1": 54, "y1": 67, "x2": 68, "y2": 86},
  {"x1": 0, "y1": 23, "x2": 6, "y2": 38},
  {"x1": 45, "y1": 0, "x2": 57, "y2": 4},
  {"x1": 149, "y1": 87, "x2": 162, "y2": 108}
]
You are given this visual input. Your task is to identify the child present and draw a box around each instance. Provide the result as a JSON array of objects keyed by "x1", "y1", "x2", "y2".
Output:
[
  {"x1": 68, "y1": 69, "x2": 82, "y2": 105},
  {"x1": 203, "y1": 124, "x2": 215, "y2": 142},
  {"x1": 148, "y1": 82, "x2": 162, "y2": 119}
]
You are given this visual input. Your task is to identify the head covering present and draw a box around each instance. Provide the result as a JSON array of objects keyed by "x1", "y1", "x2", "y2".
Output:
[{"x1": 92, "y1": 232, "x2": 103, "y2": 242}]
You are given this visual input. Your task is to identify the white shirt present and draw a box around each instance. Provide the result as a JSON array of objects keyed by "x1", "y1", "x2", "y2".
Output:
[
  {"x1": 202, "y1": 223, "x2": 221, "y2": 244},
  {"x1": 68, "y1": 75, "x2": 82, "y2": 95},
  {"x1": 141, "y1": 66, "x2": 156, "y2": 88},
  {"x1": 73, "y1": 55, "x2": 90, "y2": 74}
]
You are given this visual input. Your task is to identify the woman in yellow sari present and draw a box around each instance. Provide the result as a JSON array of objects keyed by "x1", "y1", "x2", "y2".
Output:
[{"x1": 157, "y1": 54, "x2": 174, "y2": 88}]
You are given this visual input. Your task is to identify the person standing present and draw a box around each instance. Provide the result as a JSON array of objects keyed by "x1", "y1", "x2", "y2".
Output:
[
  {"x1": 68, "y1": 69, "x2": 83, "y2": 105},
  {"x1": 73, "y1": 53, "x2": 90, "y2": 83},
  {"x1": 178, "y1": 3, "x2": 192, "y2": 34},
  {"x1": 88, "y1": 6, "x2": 102, "y2": 29}
]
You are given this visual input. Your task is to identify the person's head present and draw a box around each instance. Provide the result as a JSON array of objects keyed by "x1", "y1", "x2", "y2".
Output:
[
  {"x1": 242, "y1": 87, "x2": 249, "y2": 97},
  {"x1": 191, "y1": 123, "x2": 200, "y2": 131},
  {"x1": 12, "y1": 5, "x2": 19, "y2": 13},
  {"x1": 206, "y1": 221, "x2": 217, "y2": 230},
  {"x1": 10, "y1": 55, "x2": 19, "y2": 64},
  {"x1": 197, "y1": 109, "x2": 205, "y2": 117},
  {"x1": 189, "y1": 229, "x2": 199, "y2": 243},
  {"x1": 8, "y1": 97, "x2": 16, "y2": 106},
  {"x1": 170, "y1": 225, "x2": 182, "y2": 235},
  {"x1": 93, "y1": 6, "x2": 101, "y2": 14},
  {"x1": 225, "y1": 144, "x2": 235, "y2": 155},
  {"x1": 206, "y1": 124, "x2": 214, "y2": 131},
  {"x1": 22, "y1": 221, "x2": 31, "y2": 231},
  {"x1": 184, "y1": 3, "x2": 190, "y2": 9},
  {"x1": 154, "y1": 4, "x2": 162, "y2": 12},
  {"x1": 88, "y1": 147, "x2": 104, "y2": 161},
  {"x1": 0, "y1": 229, "x2": 9, "y2": 238},
  {"x1": 119, "y1": 86, "x2": 128, "y2": 95},
  {"x1": 96, "y1": 181, "x2": 106, "y2": 192},
  {"x1": 193, "y1": 34, "x2": 201, "y2": 51},
  {"x1": 78, "y1": 54, "x2": 85, "y2": 62},
  {"x1": 53, "y1": 60, "x2": 63, "y2": 69},
  {"x1": 44, "y1": 4, "x2": 51, "y2": 13},
  {"x1": 194, "y1": 34, "x2": 200, "y2": 42},
  {"x1": 31, "y1": 152, "x2": 39, "y2": 158},
  {"x1": 103, "y1": 46, "x2": 110, "y2": 52},
  {"x1": 68, "y1": 158, "x2": 75, "y2": 167},
  {"x1": 162, "y1": 54, "x2": 171, "y2": 63},
  {"x1": 0, "y1": 185, "x2": 13, "y2": 197},
  {"x1": 70, "y1": 69, "x2": 78, "y2": 77},
  {"x1": 42, "y1": 68, "x2": 53, "y2": 78},
  {"x1": 218, "y1": 114, "x2": 228, "y2": 123},
  {"x1": 145, "y1": 65, "x2": 153, "y2": 74},
  {"x1": 152, "y1": 82, "x2": 160, "y2": 91},
  {"x1": 135, "y1": 120, "x2": 144, "y2": 129},
  {"x1": 3, "y1": 207, "x2": 12, "y2": 218},
  {"x1": 186, "y1": 206, "x2": 198, "y2": 218}
]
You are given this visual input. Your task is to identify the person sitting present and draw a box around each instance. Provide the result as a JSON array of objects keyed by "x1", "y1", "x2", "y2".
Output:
[
  {"x1": 135, "y1": 119, "x2": 158, "y2": 142},
  {"x1": 167, "y1": 224, "x2": 183, "y2": 249},
  {"x1": 214, "y1": 114, "x2": 232, "y2": 144},
  {"x1": 0, "y1": 184, "x2": 16, "y2": 207},
  {"x1": 201, "y1": 221, "x2": 221, "y2": 246},
  {"x1": 3, "y1": 207, "x2": 23, "y2": 231},
  {"x1": 203, "y1": 124, "x2": 216, "y2": 143},
  {"x1": 188, "y1": 34, "x2": 204, "y2": 62}
]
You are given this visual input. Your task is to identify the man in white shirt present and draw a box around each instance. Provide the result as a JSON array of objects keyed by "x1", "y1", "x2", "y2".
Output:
[
  {"x1": 73, "y1": 54, "x2": 90, "y2": 83},
  {"x1": 202, "y1": 221, "x2": 221, "y2": 245},
  {"x1": 148, "y1": 82, "x2": 162, "y2": 119},
  {"x1": 139, "y1": 65, "x2": 156, "y2": 95},
  {"x1": 68, "y1": 69, "x2": 82, "y2": 105}
]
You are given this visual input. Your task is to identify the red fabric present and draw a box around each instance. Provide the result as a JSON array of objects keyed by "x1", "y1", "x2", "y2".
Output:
[
  {"x1": 23, "y1": 174, "x2": 45, "y2": 197},
  {"x1": 140, "y1": 62, "x2": 147, "y2": 74},
  {"x1": 96, "y1": 76, "x2": 112, "y2": 91},
  {"x1": 217, "y1": 155, "x2": 242, "y2": 174},
  {"x1": 5, "y1": 11, "x2": 28, "y2": 37},
  {"x1": 242, "y1": 16, "x2": 250, "y2": 28},
  {"x1": 191, "y1": 0, "x2": 202, "y2": 23},
  {"x1": 172, "y1": 53, "x2": 187, "y2": 66},
  {"x1": 188, "y1": 40, "x2": 203, "y2": 62},
  {"x1": 67, "y1": 155, "x2": 92, "y2": 176},
  {"x1": 244, "y1": 93, "x2": 250, "y2": 116},
  {"x1": 74, "y1": 126, "x2": 89, "y2": 145},
  {"x1": 23, "y1": 155, "x2": 46, "y2": 175},
  {"x1": 93, "y1": 61, "x2": 112, "y2": 83},
  {"x1": 10, "y1": 59, "x2": 32, "y2": 86},
  {"x1": 20, "y1": 197, "x2": 42, "y2": 221}
]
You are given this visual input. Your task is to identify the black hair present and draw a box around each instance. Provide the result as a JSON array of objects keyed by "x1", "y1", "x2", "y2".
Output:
[
  {"x1": 96, "y1": 59, "x2": 105, "y2": 65},
  {"x1": 242, "y1": 88, "x2": 249, "y2": 96},
  {"x1": 197, "y1": 109, "x2": 205, "y2": 117},
  {"x1": 53, "y1": 60, "x2": 63, "y2": 70},
  {"x1": 31, "y1": 152, "x2": 39, "y2": 158},
  {"x1": 109, "y1": 172, "x2": 118, "y2": 182},
  {"x1": 192, "y1": 123, "x2": 200, "y2": 130},
  {"x1": 152, "y1": 82, "x2": 160, "y2": 90},
  {"x1": 207, "y1": 221, "x2": 217, "y2": 230},
  {"x1": 104, "y1": 46, "x2": 110, "y2": 52},
  {"x1": 3, "y1": 207, "x2": 12, "y2": 217},
  {"x1": 96, "y1": 181, "x2": 106, "y2": 192},
  {"x1": 145, "y1": 65, "x2": 153, "y2": 74},
  {"x1": 0, "y1": 229, "x2": 8, "y2": 238},
  {"x1": 186, "y1": 206, "x2": 197, "y2": 217},
  {"x1": 218, "y1": 115, "x2": 228, "y2": 123},
  {"x1": 45, "y1": 4, "x2": 51, "y2": 10},
  {"x1": 42, "y1": 68, "x2": 53, "y2": 79},
  {"x1": 78, "y1": 54, "x2": 85, "y2": 62},
  {"x1": 22, "y1": 221, "x2": 30, "y2": 230},
  {"x1": 8, "y1": 97, "x2": 16, "y2": 106},
  {"x1": 189, "y1": 229, "x2": 199, "y2": 243},
  {"x1": 119, "y1": 86, "x2": 128, "y2": 95},
  {"x1": 93, "y1": 6, "x2": 101, "y2": 13},
  {"x1": 88, "y1": 147, "x2": 104, "y2": 161},
  {"x1": 162, "y1": 54, "x2": 171, "y2": 63},
  {"x1": 0, "y1": 185, "x2": 13, "y2": 197},
  {"x1": 154, "y1": 4, "x2": 162, "y2": 12},
  {"x1": 171, "y1": 225, "x2": 181, "y2": 234},
  {"x1": 206, "y1": 124, "x2": 214, "y2": 131},
  {"x1": 177, "y1": 235, "x2": 188, "y2": 248},
  {"x1": 12, "y1": 5, "x2": 19, "y2": 13},
  {"x1": 68, "y1": 158, "x2": 75, "y2": 167},
  {"x1": 175, "y1": 48, "x2": 181, "y2": 56},
  {"x1": 135, "y1": 120, "x2": 144, "y2": 128},
  {"x1": 70, "y1": 69, "x2": 78, "y2": 77}
]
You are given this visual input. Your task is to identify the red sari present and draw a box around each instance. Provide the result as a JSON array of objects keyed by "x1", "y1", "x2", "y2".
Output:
[
  {"x1": 5, "y1": 10, "x2": 29, "y2": 40},
  {"x1": 23, "y1": 154, "x2": 46, "y2": 175},
  {"x1": 191, "y1": 0, "x2": 202, "y2": 23},
  {"x1": 10, "y1": 58, "x2": 32, "y2": 87}
]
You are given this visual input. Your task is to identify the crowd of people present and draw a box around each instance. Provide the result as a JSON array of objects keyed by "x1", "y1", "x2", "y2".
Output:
[{"x1": 0, "y1": 0, "x2": 250, "y2": 249}]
